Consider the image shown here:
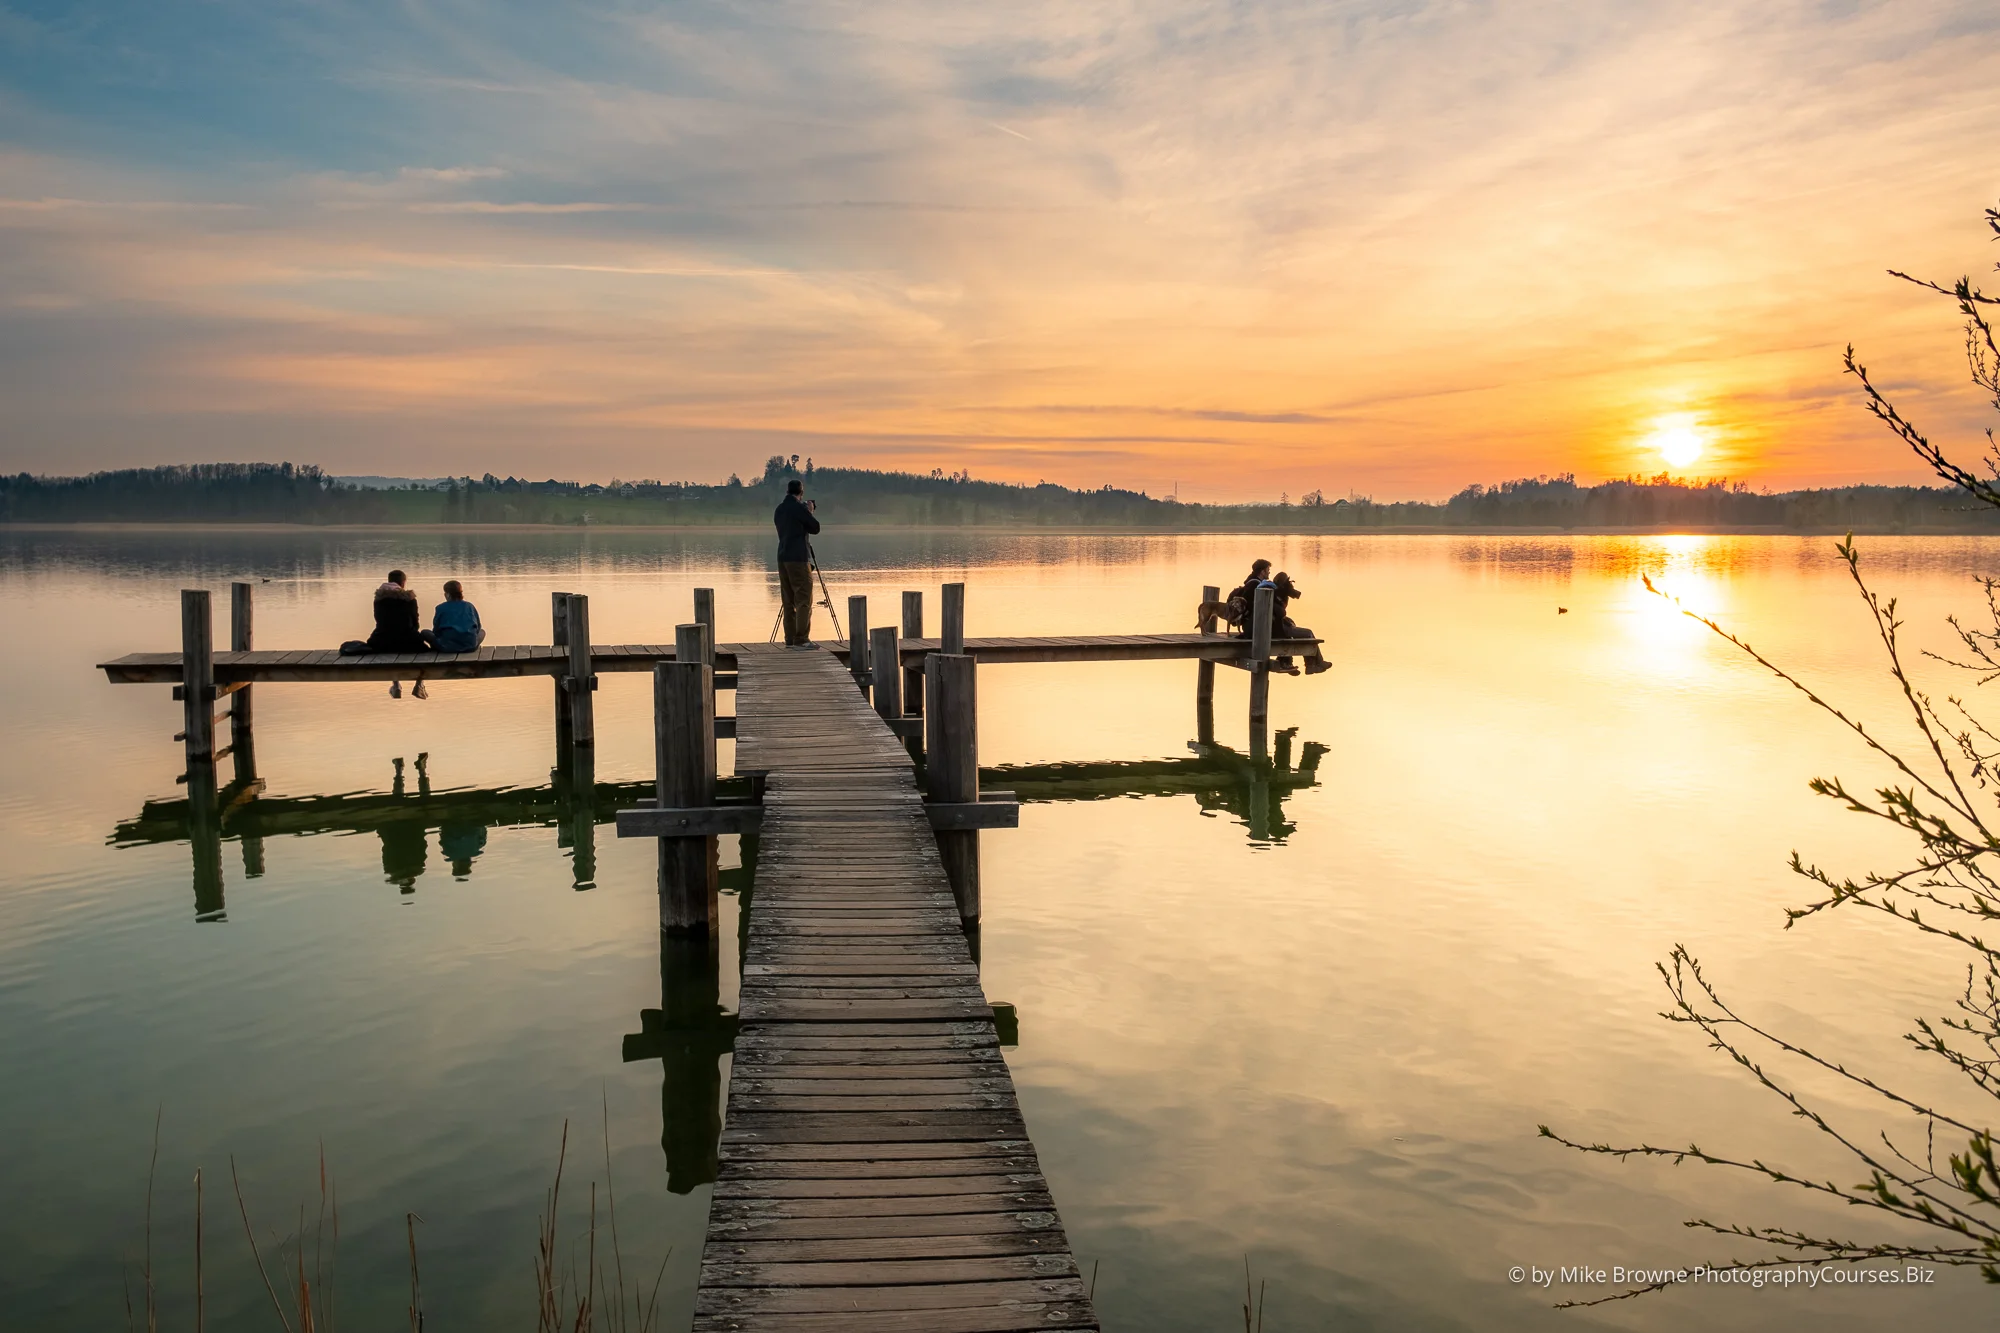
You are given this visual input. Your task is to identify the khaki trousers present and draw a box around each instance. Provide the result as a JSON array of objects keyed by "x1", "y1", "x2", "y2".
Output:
[{"x1": 779, "y1": 562, "x2": 814, "y2": 644}]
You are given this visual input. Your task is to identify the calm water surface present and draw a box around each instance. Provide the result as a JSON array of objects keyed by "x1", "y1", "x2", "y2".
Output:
[{"x1": 1, "y1": 529, "x2": 1992, "y2": 1330}]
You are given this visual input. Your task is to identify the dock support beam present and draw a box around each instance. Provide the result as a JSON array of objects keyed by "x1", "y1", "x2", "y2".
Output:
[
  {"x1": 693, "y1": 588, "x2": 715, "y2": 663},
  {"x1": 552, "y1": 592, "x2": 574, "y2": 753},
  {"x1": 181, "y1": 590, "x2": 215, "y2": 767},
  {"x1": 657, "y1": 625, "x2": 718, "y2": 937},
  {"x1": 926, "y1": 652, "x2": 979, "y2": 924},
  {"x1": 870, "y1": 625, "x2": 902, "y2": 722},
  {"x1": 901, "y1": 591, "x2": 924, "y2": 715},
  {"x1": 942, "y1": 582, "x2": 966, "y2": 655},
  {"x1": 1196, "y1": 582, "x2": 1219, "y2": 746},
  {"x1": 847, "y1": 595, "x2": 870, "y2": 691},
  {"x1": 565, "y1": 593, "x2": 597, "y2": 747},
  {"x1": 1248, "y1": 584, "x2": 1273, "y2": 764},
  {"x1": 229, "y1": 582, "x2": 257, "y2": 782}
]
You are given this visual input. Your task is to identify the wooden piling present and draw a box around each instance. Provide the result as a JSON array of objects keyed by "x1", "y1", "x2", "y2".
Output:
[
  {"x1": 656, "y1": 643, "x2": 717, "y2": 936},
  {"x1": 941, "y1": 581, "x2": 966, "y2": 656},
  {"x1": 568, "y1": 741, "x2": 598, "y2": 889},
  {"x1": 901, "y1": 590, "x2": 924, "y2": 715},
  {"x1": 180, "y1": 590, "x2": 215, "y2": 767},
  {"x1": 869, "y1": 625, "x2": 901, "y2": 721},
  {"x1": 1248, "y1": 582, "x2": 1273, "y2": 733},
  {"x1": 693, "y1": 587, "x2": 715, "y2": 663},
  {"x1": 229, "y1": 581, "x2": 257, "y2": 781},
  {"x1": 1197, "y1": 581, "x2": 1220, "y2": 707},
  {"x1": 846, "y1": 595, "x2": 869, "y2": 690},
  {"x1": 565, "y1": 593, "x2": 596, "y2": 747},
  {"x1": 187, "y1": 760, "x2": 224, "y2": 920},
  {"x1": 925, "y1": 652, "x2": 980, "y2": 922},
  {"x1": 551, "y1": 592, "x2": 574, "y2": 748}
]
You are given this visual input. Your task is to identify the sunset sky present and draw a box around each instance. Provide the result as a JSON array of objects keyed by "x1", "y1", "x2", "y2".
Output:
[{"x1": 3, "y1": 1, "x2": 1998, "y2": 502}]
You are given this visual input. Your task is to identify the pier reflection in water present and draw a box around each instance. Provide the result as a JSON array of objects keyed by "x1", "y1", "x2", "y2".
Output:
[{"x1": 112, "y1": 720, "x2": 1323, "y2": 1175}]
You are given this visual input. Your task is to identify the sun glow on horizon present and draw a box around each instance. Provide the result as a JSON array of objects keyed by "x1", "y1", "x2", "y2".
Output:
[{"x1": 1641, "y1": 416, "x2": 1711, "y2": 470}]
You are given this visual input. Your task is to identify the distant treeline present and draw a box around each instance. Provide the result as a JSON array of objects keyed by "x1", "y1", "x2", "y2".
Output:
[{"x1": 5, "y1": 459, "x2": 1999, "y2": 532}]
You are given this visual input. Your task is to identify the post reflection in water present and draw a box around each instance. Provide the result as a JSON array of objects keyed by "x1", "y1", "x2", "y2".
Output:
[
  {"x1": 122, "y1": 730, "x2": 1328, "y2": 920},
  {"x1": 622, "y1": 930, "x2": 735, "y2": 1194},
  {"x1": 115, "y1": 734, "x2": 1323, "y2": 1177}
]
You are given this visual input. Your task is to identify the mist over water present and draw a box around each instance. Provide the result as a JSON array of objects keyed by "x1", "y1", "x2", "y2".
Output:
[{"x1": 0, "y1": 528, "x2": 1992, "y2": 1330}]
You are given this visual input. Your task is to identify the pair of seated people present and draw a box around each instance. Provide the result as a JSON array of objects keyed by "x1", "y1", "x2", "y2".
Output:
[
  {"x1": 1222, "y1": 559, "x2": 1330, "y2": 676},
  {"x1": 346, "y1": 570, "x2": 486, "y2": 654}
]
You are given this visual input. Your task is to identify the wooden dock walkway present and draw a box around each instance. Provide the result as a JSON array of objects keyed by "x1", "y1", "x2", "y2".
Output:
[
  {"x1": 98, "y1": 631, "x2": 1303, "y2": 684},
  {"x1": 698, "y1": 645, "x2": 1097, "y2": 1333}
]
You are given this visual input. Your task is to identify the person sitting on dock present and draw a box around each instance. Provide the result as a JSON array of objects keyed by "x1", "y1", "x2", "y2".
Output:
[
  {"x1": 343, "y1": 569, "x2": 431, "y2": 699},
  {"x1": 427, "y1": 580, "x2": 485, "y2": 654},
  {"x1": 1269, "y1": 571, "x2": 1331, "y2": 676},
  {"x1": 1227, "y1": 559, "x2": 1274, "y2": 631},
  {"x1": 775, "y1": 478, "x2": 821, "y2": 647}
]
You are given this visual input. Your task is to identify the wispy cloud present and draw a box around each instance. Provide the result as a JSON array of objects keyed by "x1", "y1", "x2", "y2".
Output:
[
  {"x1": 1, "y1": 1, "x2": 1996, "y2": 496},
  {"x1": 405, "y1": 200, "x2": 648, "y2": 214}
]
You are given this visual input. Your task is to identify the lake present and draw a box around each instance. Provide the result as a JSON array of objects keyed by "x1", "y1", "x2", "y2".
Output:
[{"x1": 0, "y1": 527, "x2": 1990, "y2": 1330}]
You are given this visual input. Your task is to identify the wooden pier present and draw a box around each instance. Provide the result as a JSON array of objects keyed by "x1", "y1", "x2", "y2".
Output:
[
  {"x1": 687, "y1": 645, "x2": 1094, "y2": 1331},
  {"x1": 97, "y1": 579, "x2": 1318, "y2": 1330}
]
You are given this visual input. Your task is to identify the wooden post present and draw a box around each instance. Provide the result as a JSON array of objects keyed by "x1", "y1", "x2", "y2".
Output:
[
  {"x1": 568, "y1": 741, "x2": 598, "y2": 889},
  {"x1": 650, "y1": 932, "x2": 727, "y2": 1193},
  {"x1": 566, "y1": 593, "x2": 596, "y2": 747},
  {"x1": 552, "y1": 592, "x2": 574, "y2": 750},
  {"x1": 187, "y1": 761, "x2": 225, "y2": 921},
  {"x1": 901, "y1": 591, "x2": 924, "y2": 716},
  {"x1": 926, "y1": 653, "x2": 979, "y2": 923},
  {"x1": 1192, "y1": 580, "x2": 1208, "y2": 732},
  {"x1": 657, "y1": 651, "x2": 717, "y2": 936},
  {"x1": 229, "y1": 581, "x2": 257, "y2": 782},
  {"x1": 181, "y1": 590, "x2": 215, "y2": 767},
  {"x1": 693, "y1": 588, "x2": 715, "y2": 664},
  {"x1": 847, "y1": 595, "x2": 870, "y2": 690},
  {"x1": 941, "y1": 582, "x2": 966, "y2": 656},
  {"x1": 870, "y1": 625, "x2": 902, "y2": 721},
  {"x1": 1248, "y1": 582, "x2": 1273, "y2": 735}
]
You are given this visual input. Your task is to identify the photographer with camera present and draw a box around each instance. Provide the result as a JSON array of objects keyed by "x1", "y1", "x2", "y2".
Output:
[{"x1": 775, "y1": 478, "x2": 822, "y2": 646}]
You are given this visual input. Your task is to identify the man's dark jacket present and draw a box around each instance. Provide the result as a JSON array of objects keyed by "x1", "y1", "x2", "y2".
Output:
[{"x1": 774, "y1": 495, "x2": 821, "y2": 563}]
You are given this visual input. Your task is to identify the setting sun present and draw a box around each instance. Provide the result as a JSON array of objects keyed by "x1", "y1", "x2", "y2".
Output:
[{"x1": 1642, "y1": 417, "x2": 1709, "y2": 469}]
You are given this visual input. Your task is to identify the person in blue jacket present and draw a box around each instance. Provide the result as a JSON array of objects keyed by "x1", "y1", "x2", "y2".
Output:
[{"x1": 427, "y1": 580, "x2": 485, "y2": 653}]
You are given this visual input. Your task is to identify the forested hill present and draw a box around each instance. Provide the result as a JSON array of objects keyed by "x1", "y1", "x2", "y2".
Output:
[{"x1": 4, "y1": 459, "x2": 1999, "y2": 532}]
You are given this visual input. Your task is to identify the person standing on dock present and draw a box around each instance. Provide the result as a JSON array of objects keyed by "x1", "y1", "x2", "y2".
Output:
[{"x1": 774, "y1": 478, "x2": 821, "y2": 646}]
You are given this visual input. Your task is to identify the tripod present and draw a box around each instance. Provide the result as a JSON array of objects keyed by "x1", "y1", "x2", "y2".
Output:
[{"x1": 769, "y1": 541, "x2": 846, "y2": 645}]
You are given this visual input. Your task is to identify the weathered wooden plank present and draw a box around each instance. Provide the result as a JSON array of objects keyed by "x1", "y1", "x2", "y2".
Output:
[
  {"x1": 721, "y1": 1115, "x2": 1027, "y2": 1145},
  {"x1": 721, "y1": 1139, "x2": 1031, "y2": 1163},
  {"x1": 702, "y1": 1231, "x2": 1070, "y2": 1264},
  {"x1": 699, "y1": 1254, "x2": 1080, "y2": 1289},
  {"x1": 708, "y1": 1184, "x2": 1056, "y2": 1208},
  {"x1": 708, "y1": 1209, "x2": 1058, "y2": 1242},
  {"x1": 694, "y1": 1275, "x2": 1085, "y2": 1319}
]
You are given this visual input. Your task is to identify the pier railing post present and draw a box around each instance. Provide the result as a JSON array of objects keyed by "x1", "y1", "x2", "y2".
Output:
[
  {"x1": 188, "y1": 760, "x2": 225, "y2": 920},
  {"x1": 847, "y1": 595, "x2": 870, "y2": 690},
  {"x1": 568, "y1": 741, "x2": 598, "y2": 889},
  {"x1": 870, "y1": 625, "x2": 901, "y2": 721},
  {"x1": 901, "y1": 591, "x2": 924, "y2": 716},
  {"x1": 565, "y1": 593, "x2": 597, "y2": 747},
  {"x1": 693, "y1": 588, "x2": 715, "y2": 664},
  {"x1": 657, "y1": 644, "x2": 718, "y2": 937},
  {"x1": 1248, "y1": 583, "x2": 1274, "y2": 763},
  {"x1": 227, "y1": 580, "x2": 259, "y2": 783},
  {"x1": 552, "y1": 592, "x2": 574, "y2": 750},
  {"x1": 925, "y1": 652, "x2": 979, "y2": 923},
  {"x1": 180, "y1": 590, "x2": 215, "y2": 768},
  {"x1": 941, "y1": 582, "x2": 966, "y2": 656},
  {"x1": 1196, "y1": 582, "x2": 1219, "y2": 745}
]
